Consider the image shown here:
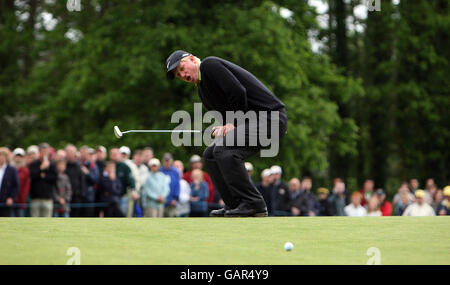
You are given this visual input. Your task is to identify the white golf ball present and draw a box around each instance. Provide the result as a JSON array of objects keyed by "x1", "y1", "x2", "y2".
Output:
[{"x1": 284, "y1": 242, "x2": 294, "y2": 251}]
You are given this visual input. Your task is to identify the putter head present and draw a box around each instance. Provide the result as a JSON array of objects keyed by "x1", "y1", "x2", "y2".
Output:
[{"x1": 113, "y1": 126, "x2": 123, "y2": 139}]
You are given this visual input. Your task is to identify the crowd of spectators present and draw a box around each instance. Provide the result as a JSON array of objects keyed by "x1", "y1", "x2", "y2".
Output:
[{"x1": 0, "y1": 144, "x2": 449, "y2": 218}]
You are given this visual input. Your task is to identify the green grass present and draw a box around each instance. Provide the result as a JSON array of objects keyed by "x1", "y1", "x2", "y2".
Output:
[{"x1": 1, "y1": 217, "x2": 449, "y2": 265}]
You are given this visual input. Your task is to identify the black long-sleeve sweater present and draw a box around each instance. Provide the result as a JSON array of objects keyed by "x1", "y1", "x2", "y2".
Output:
[
  {"x1": 198, "y1": 56, "x2": 285, "y2": 124},
  {"x1": 29, "y1": 159, "x2": 58, "y2": 199}
]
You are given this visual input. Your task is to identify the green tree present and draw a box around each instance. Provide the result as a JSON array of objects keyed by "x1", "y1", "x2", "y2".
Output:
[{"x1": 3, "y1": 0, "x2": 361, "y2": 185}]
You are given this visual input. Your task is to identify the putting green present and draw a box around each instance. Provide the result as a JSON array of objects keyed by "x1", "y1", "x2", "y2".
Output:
[{"x1": 1, "y1": 217, "x2": 449, "y2": 265}]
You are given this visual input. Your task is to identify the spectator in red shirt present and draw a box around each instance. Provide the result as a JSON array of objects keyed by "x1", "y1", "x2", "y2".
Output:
[
  {"x1": 183, "y1": 155, "x2": 215, "y2": 204},
  {"x1": 375, "y1": 188, "x2": 392, "y2": 216},
  {"x1": 358, "y1": 179, "x2": 374, "y2": 207},
  {"x1": 12, "y1": 148, "x2": 30, "y2": 217}
]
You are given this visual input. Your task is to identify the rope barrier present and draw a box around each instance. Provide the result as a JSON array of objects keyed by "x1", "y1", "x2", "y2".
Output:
[{"x1": 0, "y1": 202, "x2": 109, "y2": 209}]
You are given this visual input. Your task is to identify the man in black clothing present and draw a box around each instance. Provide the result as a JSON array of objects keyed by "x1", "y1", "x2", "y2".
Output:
[
  {"x1": 166, "y1": 50, "x2": 288, "y2": 217},
  {"x1": 289, "y1": 178, "x2": 309, "y2": 216},
  {"x1": 65, "y1": 144, "x2": 86, "y2": 217},
  {"x1": 28, "y1": 143, "x2": 58, "y2": 217},
  {"x1": 317, "y1": 187, "x2": 333, "y2": 216},
  {"x1": 98, "y1": 161, "x2": 124, "y2": 217},
  {"x1": 95, "y1": 146, "x2": 107, "y2": 175},
  {"x1": 255, "y1": 169, "x2": 276, "y2": 216},
  {"x1": 270, "y1": 165, "x2": 291, "y2": 216}
]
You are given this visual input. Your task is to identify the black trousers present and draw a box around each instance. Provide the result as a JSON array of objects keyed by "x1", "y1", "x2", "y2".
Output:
[
  {"x1": 104, "y1": 203, "x2": 124, "y2": 217},
  {"x1": 70, "y1": 195, "x2": 83, "y2": 217},
  {"x1": 203, "y1": 109, "x2": 288, "y2": 210},
  {"x1": 0, "y1": 206, "x2": 12, "y2": 217}
]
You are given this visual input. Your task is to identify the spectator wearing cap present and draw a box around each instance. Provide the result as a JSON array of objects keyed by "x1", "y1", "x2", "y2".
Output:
[
  {"x1": 142, "y1": 158, "x2": 169, "y2": 218},
  {"x1": 110, "y1": 147, "x2": 135, "y2": 217},
  {"x1": 12, "y1": 148, "x2": 30, "y2": 217},
  {"x1": 255, "y1": 169, "x2": 276, "y2": 216},
  {"x1": 375, "y1": 189, "x2": 392, "y2": 216},
  {"x1": 358, "y1": 179, "x2": 374, "y2": 207},
  {"x1": 0, "y1": 147, "x2": 19, "y2": 217},
  {"x1": 189, "y1": 169, "x2": 209, "y2": 217},
  {"x1": 328, "y1": 180, "x2": 347, "y2": 216},
  {"x1": 98, "y1": 161, "x2": 124, "y2": 217},
  {"x1": 28, "y1": 143, "x2": 57, "y2": 217},
  {"x1": 300, "y1": 176, "x2": 319, "y2": 216},
  {"x1": 317, "y1": 187, "x2": 333, "y2": 216},
  {"x1": 289, "y1": 178, "x2": 308, "y2": 216},
  {"x1": 436, "y1": 186, "x2": 450, "y2": 215},
  {"x1": 79, "y1": 146, "x2": 100, "y2": 217},
  {"x1": 119, "y1": 146, "x2": 139, "y2": 217},
  {"x1": 65, "y1": 144, "x2": 86, "y2": 217},
  {"x1": 25, "y1": 145, "x2": 39, "y2": 166},
  {"x1": 245, "y1": 162, "x2": 254, "y2": 181},
  {"x1": 160, "y1": 153, "x2": 180, "y2": 217},
  {"x1": 270, "y1": 165, "x2": 291, "y2": 216},
  {"x1": 173, "y1": 160, "x2": 191, "y2": 217},
  {"x1": 402, "y1": 190, "x2": 435, "y2": 216},
  {"x1": 53, "y1": 159, "x2": 72, "y2": 217},
  {"x1": 344, "y1": 192, "x2": 367, "y2": 217},
  {"x1": 183, "y1": 155, "x2": 215, "y2": 208}
]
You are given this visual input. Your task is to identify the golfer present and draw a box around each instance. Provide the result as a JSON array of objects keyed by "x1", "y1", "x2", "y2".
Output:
[{"x1": 166, "y1": 50, "x2": 288, "y2": 217}]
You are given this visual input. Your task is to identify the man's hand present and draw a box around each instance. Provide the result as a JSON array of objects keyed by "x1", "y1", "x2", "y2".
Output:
[
  {"x1": 131, "y1": 190, "x2": 139, "y2": 201},
  {"x1": 109, "y1": 171, "x2": 116, "y2": 181},
  {"x1": 40, "y1": 160, "x2": 50, "y2": 170},
  {"x1": 190, "y1": 196, "x2": 200, "y2": 201},
  {"x1": 212, "y1": 123, "x2": 235, "y2": 137},
  {"x1": 5, "y1": 198, "x2": 13, "y2": 207},
  {"x1": 291, "y1": 207, "x2": 300, "y2": 216},
  {"x1": 309, "y1": 210, "x2": 316, "y2": 217},
  {"x1": 157, "y1": 196, "x2": 165, "y2": 204},
  {"x1": 59, "y1": 197, "x2": 66, "y2": 205},
  {"x1": 170, "y1": 200, "x2": 177, "y2": 206},
  {"x1": 81, "y1": 165, "x2": 89, "y2": 175}
]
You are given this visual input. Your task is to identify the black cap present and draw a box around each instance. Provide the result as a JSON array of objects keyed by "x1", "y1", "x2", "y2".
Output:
[
  {"x1": 162, "y1": 152, "x2": 173, "y2": 161},
  {"x1": 166, "y1": 50, "x2": 191, "y2": 79}
]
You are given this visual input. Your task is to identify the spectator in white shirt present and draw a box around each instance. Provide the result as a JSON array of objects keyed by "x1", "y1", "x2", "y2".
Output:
[
  {"x1": 132, "y1": 149, "x2": 149, "y2": 190},
  {"x1": 344, "y1": 192, "x2": 367, "y2": 216},
  {"x1": 402, "y1": 189, "x2": 435, "y2": 216},
  {"x1": 173, "y1": 160, "x2": 191, "y2": 217},
  {"x1": 119, "y1": 146, "x2": 139, "y2": 217}
]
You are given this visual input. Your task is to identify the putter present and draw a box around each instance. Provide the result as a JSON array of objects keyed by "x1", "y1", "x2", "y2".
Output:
[{"x1": 114, "y1": 125, "x2": 201, "y2": 139}]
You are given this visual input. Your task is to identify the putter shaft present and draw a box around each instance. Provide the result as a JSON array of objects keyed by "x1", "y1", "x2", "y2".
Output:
[{"x1": 122, "y1": 130, "x2": 201, "y2": 133}]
